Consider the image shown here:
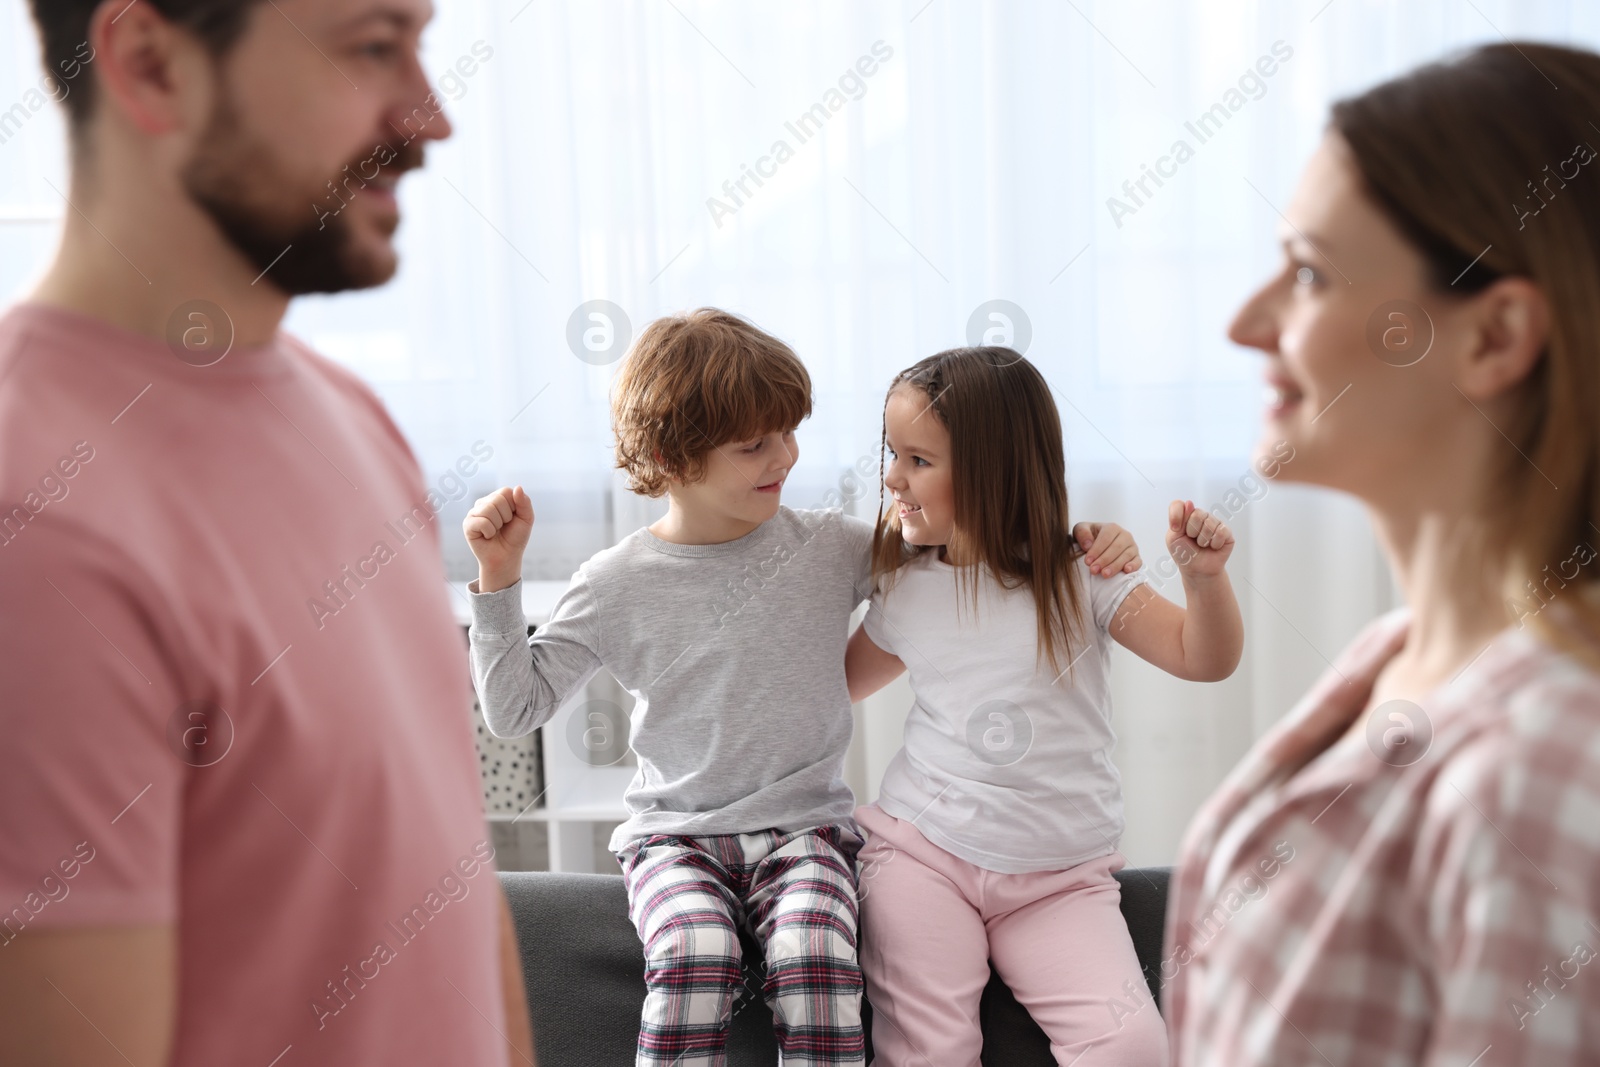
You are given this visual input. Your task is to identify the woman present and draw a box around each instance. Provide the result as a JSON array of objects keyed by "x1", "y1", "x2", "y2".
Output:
[{"x1": 1166, "y1": 42, "x2": 1600, "y2": 1065}]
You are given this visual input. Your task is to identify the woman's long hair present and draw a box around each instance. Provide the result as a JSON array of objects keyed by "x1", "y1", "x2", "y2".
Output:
[
  {"x1": 1331, "y1": 42, "x2": 1600, "y2": 662},
  {"x1": 869, "y1": 347, "x2": 1088, "y2": 678}
]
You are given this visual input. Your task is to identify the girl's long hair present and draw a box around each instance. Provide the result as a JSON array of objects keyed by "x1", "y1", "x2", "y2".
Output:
[
  {"x1": 1331, "y1": 43, "x2": 1600, "y2": 663},
  {"x1": 869, "y1": 347, "x2": 1088, "y2": 678}
]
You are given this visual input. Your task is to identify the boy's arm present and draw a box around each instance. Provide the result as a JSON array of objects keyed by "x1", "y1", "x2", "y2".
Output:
[
  {"x1": 466, "y1": 487, "x2": 604, "y2": 738},
  {"x1": 846, "y1": 625, "x2": 906, "y2": 702},
  {"x1": 468, "y1": 575, "x2": 605, "y2": 739},
  {"x1": 1108, "y1": 502, "x2": 1243, "y2": 682}
]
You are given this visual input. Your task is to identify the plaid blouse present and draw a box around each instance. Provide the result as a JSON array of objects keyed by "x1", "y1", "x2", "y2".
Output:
[{"x1": 1165, "y1": 606, "x2": 1600, "y2": 1066}]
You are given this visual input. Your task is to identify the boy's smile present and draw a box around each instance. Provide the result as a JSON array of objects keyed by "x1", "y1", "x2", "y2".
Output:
[{"x1": 650, "y1": 428, "x2": 797, "y2": 545}]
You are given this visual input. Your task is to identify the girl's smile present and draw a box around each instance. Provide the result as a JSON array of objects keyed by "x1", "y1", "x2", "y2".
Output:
[{"x1": 882, "y1": 386, "x2": 955, "y2": 550}]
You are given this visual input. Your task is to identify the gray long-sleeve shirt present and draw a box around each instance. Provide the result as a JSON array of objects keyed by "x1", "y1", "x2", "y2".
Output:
[{"x1": 467, "y1": 506, "x2": 874, "y2": 851}]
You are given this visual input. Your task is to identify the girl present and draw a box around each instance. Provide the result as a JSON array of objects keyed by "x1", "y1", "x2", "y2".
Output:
[{"x1": 844, "y1": 346, "x2": 1244, "y2": 1066}]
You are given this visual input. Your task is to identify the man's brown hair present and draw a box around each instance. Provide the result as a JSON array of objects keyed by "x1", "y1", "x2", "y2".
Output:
[
  {"x1": 612, "y1": 308, "x2": 811, "y2": 498},
  {"x1": 29, "y1": 0, "x2": 262, "y2": 127}
]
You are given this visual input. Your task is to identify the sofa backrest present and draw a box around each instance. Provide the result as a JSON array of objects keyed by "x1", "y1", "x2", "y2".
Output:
[{"x1": 499, "y1": 866, "x2": 1170, "y2": 1066}]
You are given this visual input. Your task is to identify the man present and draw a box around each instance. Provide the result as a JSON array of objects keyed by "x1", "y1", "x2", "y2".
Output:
[{"x1": 0, "y1": 1, "x2": 535, "y2": 1063}]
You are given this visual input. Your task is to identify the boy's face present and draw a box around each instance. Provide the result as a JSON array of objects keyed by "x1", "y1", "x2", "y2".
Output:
[
  {"x1": 883, "y1": 386, "x2": 956, "y2": 550},
  {"x1": 672, "y1": 428, "x2": 797, "y2": 529}
]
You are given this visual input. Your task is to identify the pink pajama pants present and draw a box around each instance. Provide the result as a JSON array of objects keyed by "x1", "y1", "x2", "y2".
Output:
[{"x1": 855, "y1": 804, "x2": 1168, "y2": 1067}]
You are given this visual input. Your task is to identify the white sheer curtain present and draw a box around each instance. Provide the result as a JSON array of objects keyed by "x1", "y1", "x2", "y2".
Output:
[{"x1": 3, "y1": 0, "x2": 1596, "y2": 863}]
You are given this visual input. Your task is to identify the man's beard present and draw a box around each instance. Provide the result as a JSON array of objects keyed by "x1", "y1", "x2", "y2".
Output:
[{"x1": 181, "y1": 90, "x2": 424, "y2": 296}]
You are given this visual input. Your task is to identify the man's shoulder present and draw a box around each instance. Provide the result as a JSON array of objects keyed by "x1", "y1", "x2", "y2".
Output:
[
  {"x1": 0, "y1": 308, "x2": 122, "y2": 515},
  {"x1": 278, "y1": 331, "x2": 423, "y2": 471},
  {"x1": 279, "y1": 332, "x2": 388, "y2": 411},
  {"x1": 0, "y1": 303, "x2": 98, "y2": 414}
]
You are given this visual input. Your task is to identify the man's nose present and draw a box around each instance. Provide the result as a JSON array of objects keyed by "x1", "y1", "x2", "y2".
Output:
[{"x1": 396, "y1": 55, "x2": 454, "y2": 144}]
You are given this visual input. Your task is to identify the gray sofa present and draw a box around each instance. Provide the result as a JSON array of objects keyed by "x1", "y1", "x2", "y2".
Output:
[{"x1": 500, "y1": 866, "x2": 1170, "y2": 1065}]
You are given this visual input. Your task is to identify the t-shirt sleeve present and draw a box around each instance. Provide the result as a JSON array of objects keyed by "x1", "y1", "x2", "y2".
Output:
[
  {"x1": 468, "y1": 566, "x2": 604, "y2": 738},
  {"x1": 861, "y1": 588, "x2": 899, "y2": 658},
  {"x1": 838, "y1": 511, "x2": 877, "y2": 605},
  {"x1": 0, "y1": 524, "x2": 186, "y2": 931},
  {"x1": 1084, "y1": 558, "x2": 1148, "y2": 633}
]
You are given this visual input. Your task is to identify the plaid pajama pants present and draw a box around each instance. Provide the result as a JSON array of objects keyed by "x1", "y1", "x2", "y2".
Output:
[{"x1": 616, "y1": 822, "x2": 866, "y2": 1066}]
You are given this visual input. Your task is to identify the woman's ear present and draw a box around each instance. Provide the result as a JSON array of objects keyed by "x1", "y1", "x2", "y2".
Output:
[{"x1": 1455, "y1": 276, "x2": 1549, "y2": 401}]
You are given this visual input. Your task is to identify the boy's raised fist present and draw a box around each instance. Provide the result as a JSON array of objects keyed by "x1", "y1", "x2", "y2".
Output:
[{"x1": 464, "y1": 485, "x2": 535, "y2": 592}]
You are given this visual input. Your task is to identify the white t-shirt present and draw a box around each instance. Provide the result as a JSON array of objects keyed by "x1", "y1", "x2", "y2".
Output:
[{"x1": 862, "y1": 550, "x2": 1146, "y2": 873}]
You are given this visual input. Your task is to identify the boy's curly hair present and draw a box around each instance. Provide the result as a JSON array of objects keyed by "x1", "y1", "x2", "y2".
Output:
[{"x1": 611, "y1": 308, "x2": 812, "y2": 497}]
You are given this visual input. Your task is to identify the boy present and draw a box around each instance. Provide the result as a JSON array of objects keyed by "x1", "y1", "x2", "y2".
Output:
[{"x1": 466, "y1": 308, "x2": 872, "y2": 1065}]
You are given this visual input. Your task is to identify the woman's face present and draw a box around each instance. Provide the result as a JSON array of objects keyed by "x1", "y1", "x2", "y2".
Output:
[{"x1": 1228, "y1": 132, "x2": 1479, "y2": 504}]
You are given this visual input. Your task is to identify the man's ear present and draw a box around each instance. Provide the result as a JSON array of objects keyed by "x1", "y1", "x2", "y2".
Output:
[
  {"x1": 90, "y1": 0, "x2": 211, "y2": 137},
  {"x1": 1455, "y1": 276, "x2": 1549, "y2": 402}
]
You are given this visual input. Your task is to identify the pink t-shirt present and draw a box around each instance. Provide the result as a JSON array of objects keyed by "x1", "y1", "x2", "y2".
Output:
[{"x1": 0, "y1": 303, "x2": 507, "y2": 1065}]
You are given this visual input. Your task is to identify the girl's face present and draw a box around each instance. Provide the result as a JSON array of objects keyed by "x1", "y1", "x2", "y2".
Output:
[
  {"x1": 1227, "y1": 131, "x2": 1478, "y2": 503},
  {"x1": 883, "y1": 385, "x2": 957, "y2": 553}
]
